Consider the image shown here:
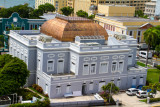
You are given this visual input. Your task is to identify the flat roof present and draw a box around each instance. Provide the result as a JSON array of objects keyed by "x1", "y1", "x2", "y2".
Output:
[
  {"x1": 97, "y1": 16, "x2": 159, "y2": 22},
  {"x1": 99, "y1": 4, "x2": 133, "y2": 7}
]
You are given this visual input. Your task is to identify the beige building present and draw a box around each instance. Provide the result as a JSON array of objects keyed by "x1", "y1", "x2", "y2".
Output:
[
  {"x1": 98, "y1": 4, "x2": 135, "y2": 17},
  {"x1": 35, "y1": 0, "x2": 67, "y2": 13},
  {"x1": 69, "y1": 0, "x2": 151, "y2": 14},
  {"x1": 95, "y1": 15, "x2": 160, "y2": 43}
]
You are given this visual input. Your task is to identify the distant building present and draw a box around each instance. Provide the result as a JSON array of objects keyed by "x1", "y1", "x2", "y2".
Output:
[
  {"x1": 35, "y1": 0, "x2": 67, "y2": 13},
  {"x1": 9, "y1": 15, "x2": 147, "y2": 98},
  {"x1": 68, "y1": 0, "x2": 151, "y2": 14},
  {"x1": 0, "y1": 12, "x2": 46, "y2": 35},
  {"x1": 94, "y1": 5, "x2": 160, "y2": 43},
  {"x1": 97, "y1": 4, "x2": 135, "y2": 17},
  {"x1": 144, "y1": 0, "x2": 160, "y2": 18}
]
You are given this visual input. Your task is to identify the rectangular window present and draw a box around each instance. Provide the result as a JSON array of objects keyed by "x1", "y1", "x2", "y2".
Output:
[
  {"x1": 48, "y1": 60, "x2": 54, "y2": 71},
  {"x1": 66, "y1": 85, "x2": 71, "y2": 93},
  {"x1": 112, "y1": 62, "x2": 117, "y2": 72},
  {"x1": 56, "y1": 86, "x2": 61, "y2": 94},
  {"x1": 128, "y1": 55, "x2": 133, "y2": 65},
  {"x1": 83, "y1": 64, "x2": 89, "y2": 75},
  {"x1": 89, "y1": 83, "x2": 93, "y2": 90},
  {"x1": 118, "y1": 61, "x2": 124, "y2": 72},
  {"x1": 38, "y1": 59, "x2": 41, "y2": 70},
  {"x1": 45, "y1": 84, "x2": 48, "y2": 94},
  {"x1": 129, "y1": 31, "x2": 132, "y2": 36},
  {"x1": 100, "y1": 62, "x2": 108, "y2": 73},
  {"x1": 90, "y1": 63, "x2": 96, "y2": 74}
]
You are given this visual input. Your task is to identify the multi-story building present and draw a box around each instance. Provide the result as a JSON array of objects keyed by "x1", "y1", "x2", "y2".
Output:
[
  {"x1": 144, "y1": 0, "x2": 160, "y2": 18},
  {"x1": 70, "y1": 0, "x2": 151, "y2": 14},
  {"x1": 8, "y1": 15, "x2": 147, "y2": 98},
  {"x1": 35, "y1": 0, "x2": 67, "y2": 13},
  {"x1": 95, "y1": 15, "x2": 160, "y2": 43},
  {"x1": 0, "y1": 12, "x2": 46, "y2": 35}
]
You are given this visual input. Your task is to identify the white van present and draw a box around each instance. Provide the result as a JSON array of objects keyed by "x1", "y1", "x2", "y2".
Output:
[{"x1": 139, "y1": 51, "x2": 152, "y2": 59}]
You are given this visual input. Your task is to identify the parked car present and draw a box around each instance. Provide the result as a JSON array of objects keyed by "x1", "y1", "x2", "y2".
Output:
[
  {"x1": 139, "y1": 51, "x2": 152, "y2": 59},
  {"x1": 126, "y1": 88, "x2": 139, "y2": 96},
  {"x1": 136, "y1": 90, "x2": 154, "y2": 98}
]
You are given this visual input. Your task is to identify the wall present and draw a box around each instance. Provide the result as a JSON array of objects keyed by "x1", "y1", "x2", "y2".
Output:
[
  {"x1": 74, "y1": 0, "x2": 91, "y2": 13},
  {"x1": 98, "y1": 5, "x2": 135, "y2": 17}
]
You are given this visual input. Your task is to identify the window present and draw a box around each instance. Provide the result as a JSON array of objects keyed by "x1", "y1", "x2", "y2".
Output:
[
  {"x1": 37, "y1": 78, "x2": 39, "y2": 85},
  {"x1": 112, "y1": 62, "x2": 117, "y2": 72},
  {"x1": 100, "y1": 62, "x2": 108, "y2": 73},
  {"x1": 30, "y1": 25, "x2": 33, "y2": 30},
  {"x1": 66, "y1": 85, "x2": 71, "y2": 93},
  {"x1": 118, "y1": 61, "x2": 124, "y2": 72},
  {"x1": 138, "y1": 31, "x2": 141, "y2": 36},
  {"x1": 24, "y1": 56, "x2": 27, "y2": 64},
  {"x1": 38, "y1": 59, "x2": 41, "y2": 70},
  {"x1": 117, "y1": 79, "x2": 121, "y2": 88},
  {"x1": 128, "y1": 55, "x2": 133, "y2": 65},
  {"x1": 47, "y1": 60, "x2": 54, "y2": 71},
  {"x1": 83, "y1": 64, "x2": 89, "y2": 75},
  {"x1": 56, "y1": 86, "x2": 61, "y2": 94},
  {"x1": 90, "y1": 63, "x2": 96, "y2": 74},
  {"x1": 45, "y1": 84, "x2": 48, "y2": 94},
  {"x1": 35, "y1": 25, "x2": 37, "y2": 29},
  {"x1": 129, "y1": 31, "x2": 132, "y2": 36},
  {"x1": 89, "y1": 82, "x2": 93, "y2": 90}
]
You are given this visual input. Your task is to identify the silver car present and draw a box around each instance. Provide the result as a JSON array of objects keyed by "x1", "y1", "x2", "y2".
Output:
[{"x1": 126, "y1": 88, "x2": 139, "y2": 96}]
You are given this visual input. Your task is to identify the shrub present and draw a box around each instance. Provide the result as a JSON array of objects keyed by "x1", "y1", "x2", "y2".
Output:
[
  {"x1": 17, "y1": 88, "x2": 41, "y2": 100},
  {"x1": 44, "y1": 94, "x2": 49, "y2": 98},
  {"x1": 32, "y1": 84, "x2": 44, "y2": 94},
  {"x1": 32, "y1": 84, "x2": 38, "y2": 89},
  {"x1": 150, "y1": 98, "x2": 160, "y2": 103},
  {"x1": 36, "y1": 86, "x2": 43, "y2": 94},
  {"x1": 156, "y1": 65, "x2": 160, "y2": 70},
  {"x1": 10, "y1": 98, "x2": 50, "y2": 107}
]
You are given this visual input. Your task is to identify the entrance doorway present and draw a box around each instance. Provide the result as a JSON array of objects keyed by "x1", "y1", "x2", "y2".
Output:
[{"x1": 82, "y1": 83, "x2": 87, "y2": 95}]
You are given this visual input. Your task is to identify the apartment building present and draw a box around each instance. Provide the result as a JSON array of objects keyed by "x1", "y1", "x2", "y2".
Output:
[
  {"x1": 144, "y1": 0, "x2": 160, "y2": 18},
  {"x1": 35, "y1": 0, "x2": 67, "y2": 13},
  {"x1": 68, "y1": 0, "x2": 151, "y2": 14}
]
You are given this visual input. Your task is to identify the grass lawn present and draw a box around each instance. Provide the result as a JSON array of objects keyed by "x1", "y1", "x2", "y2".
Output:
[
  {"x1": 147, "y1": 69, "x2": 160, "y2": 84},
  {"x1": 137, "y1": 61, "x2": 152, "y2": 67}
]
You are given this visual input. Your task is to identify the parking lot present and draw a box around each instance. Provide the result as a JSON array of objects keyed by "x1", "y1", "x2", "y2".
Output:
[{"x1": 113, "y1": 92, "x2": 160, "y2": 107}]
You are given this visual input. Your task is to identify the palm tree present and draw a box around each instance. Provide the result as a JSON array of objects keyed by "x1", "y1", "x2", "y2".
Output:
[{"x1": 144, "y1": 27, "x2": 159, "y2": 67}]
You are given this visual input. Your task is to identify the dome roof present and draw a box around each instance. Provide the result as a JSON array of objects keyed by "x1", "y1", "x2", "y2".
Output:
[{"x1": 40, "y1": 16, "x2": 108, "y2": 42}]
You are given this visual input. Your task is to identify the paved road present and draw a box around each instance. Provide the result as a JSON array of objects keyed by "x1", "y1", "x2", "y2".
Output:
[{"x1": 113, "y1": 92, "x2": 160, "y2": 107}]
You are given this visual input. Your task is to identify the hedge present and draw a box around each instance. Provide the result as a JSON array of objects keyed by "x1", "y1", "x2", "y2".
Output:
[
  {"x1": 10, "y1": 98, "x2": 50, "y2": 107},
  {"x1": 156, "y1": 65, "x2": 160, "y2": 70},
  {"x1": 150, "y1": 98, "x2": 160, "y2": 103}
]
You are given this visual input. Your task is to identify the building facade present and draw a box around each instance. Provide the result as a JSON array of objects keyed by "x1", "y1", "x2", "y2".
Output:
[
  {"x1": 69, "y1": 0, "x2": 151, "y2": 14},
  {"x1": 35, "y1": 0, "x2": 67, "y2": 13},
  {"x1": 95, "y1": 14, "x2": 160, "y2": 43},
  {"x1": 0, "y1": 12, "x2": 46, "y2": 35},
  {"x1": 8, "y1": 15, "x2": 147, "y2": 98},
  {"x1": 144, "y1": 0, "x2": 160, "y2": 18}
]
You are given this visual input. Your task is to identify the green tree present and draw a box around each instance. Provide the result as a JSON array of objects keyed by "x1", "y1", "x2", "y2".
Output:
[
  {"x1": 144, "y1": 27, "x2": 160, "y2": 66},
  {"x1": 60, "y1": 7, "x2": 74, "y2": 16},
  {"x1": 88, "y1": 14, "x2": 95, "y2": 19},
  {"x1": 135, "y1": 10, "x2": 148, "y2": 19},
  {"x1": 30, "y1": 9, "x2": 43, "y2": 19},
  {"x1": 102, "y1": 82, "x2": 119, "y2": 94},
  {"x1": 76, "y1": 10, "x2": 88, "y2": 18},
  {"x1": 155, "y1": 44, "x2": 160, "y2": 57},
  {"x1": 38, "y1": 3, "x2": 55, "y2": 13},
  {"x1": 0, "y1": 54, "x2": 29, "y2": 95},
  {"x1": 0, "y1": 4, "x2": 33, "y2": 18}
]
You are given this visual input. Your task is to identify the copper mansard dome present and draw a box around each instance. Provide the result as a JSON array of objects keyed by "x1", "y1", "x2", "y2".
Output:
[{"x1": 40, "y1": 15, "x2": 108, "y2": 42}]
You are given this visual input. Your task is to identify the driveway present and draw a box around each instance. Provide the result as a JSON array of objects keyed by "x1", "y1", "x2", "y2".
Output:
[{"x1": 113, "y1": 92, "x2": 160, "y2": 107}]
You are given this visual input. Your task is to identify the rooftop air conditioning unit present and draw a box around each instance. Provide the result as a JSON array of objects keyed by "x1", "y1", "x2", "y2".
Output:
[{"x1": 38, "y1": 35, "x2": 52, "y2": 43}]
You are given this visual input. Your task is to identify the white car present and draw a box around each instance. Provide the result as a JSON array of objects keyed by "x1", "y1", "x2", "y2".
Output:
[
  {"x1": 136, "y1": 90, "x2": 154, "y2": 98},
  {"x1": 126, "y1": 88, "x2": 139, "y2": 96}
]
